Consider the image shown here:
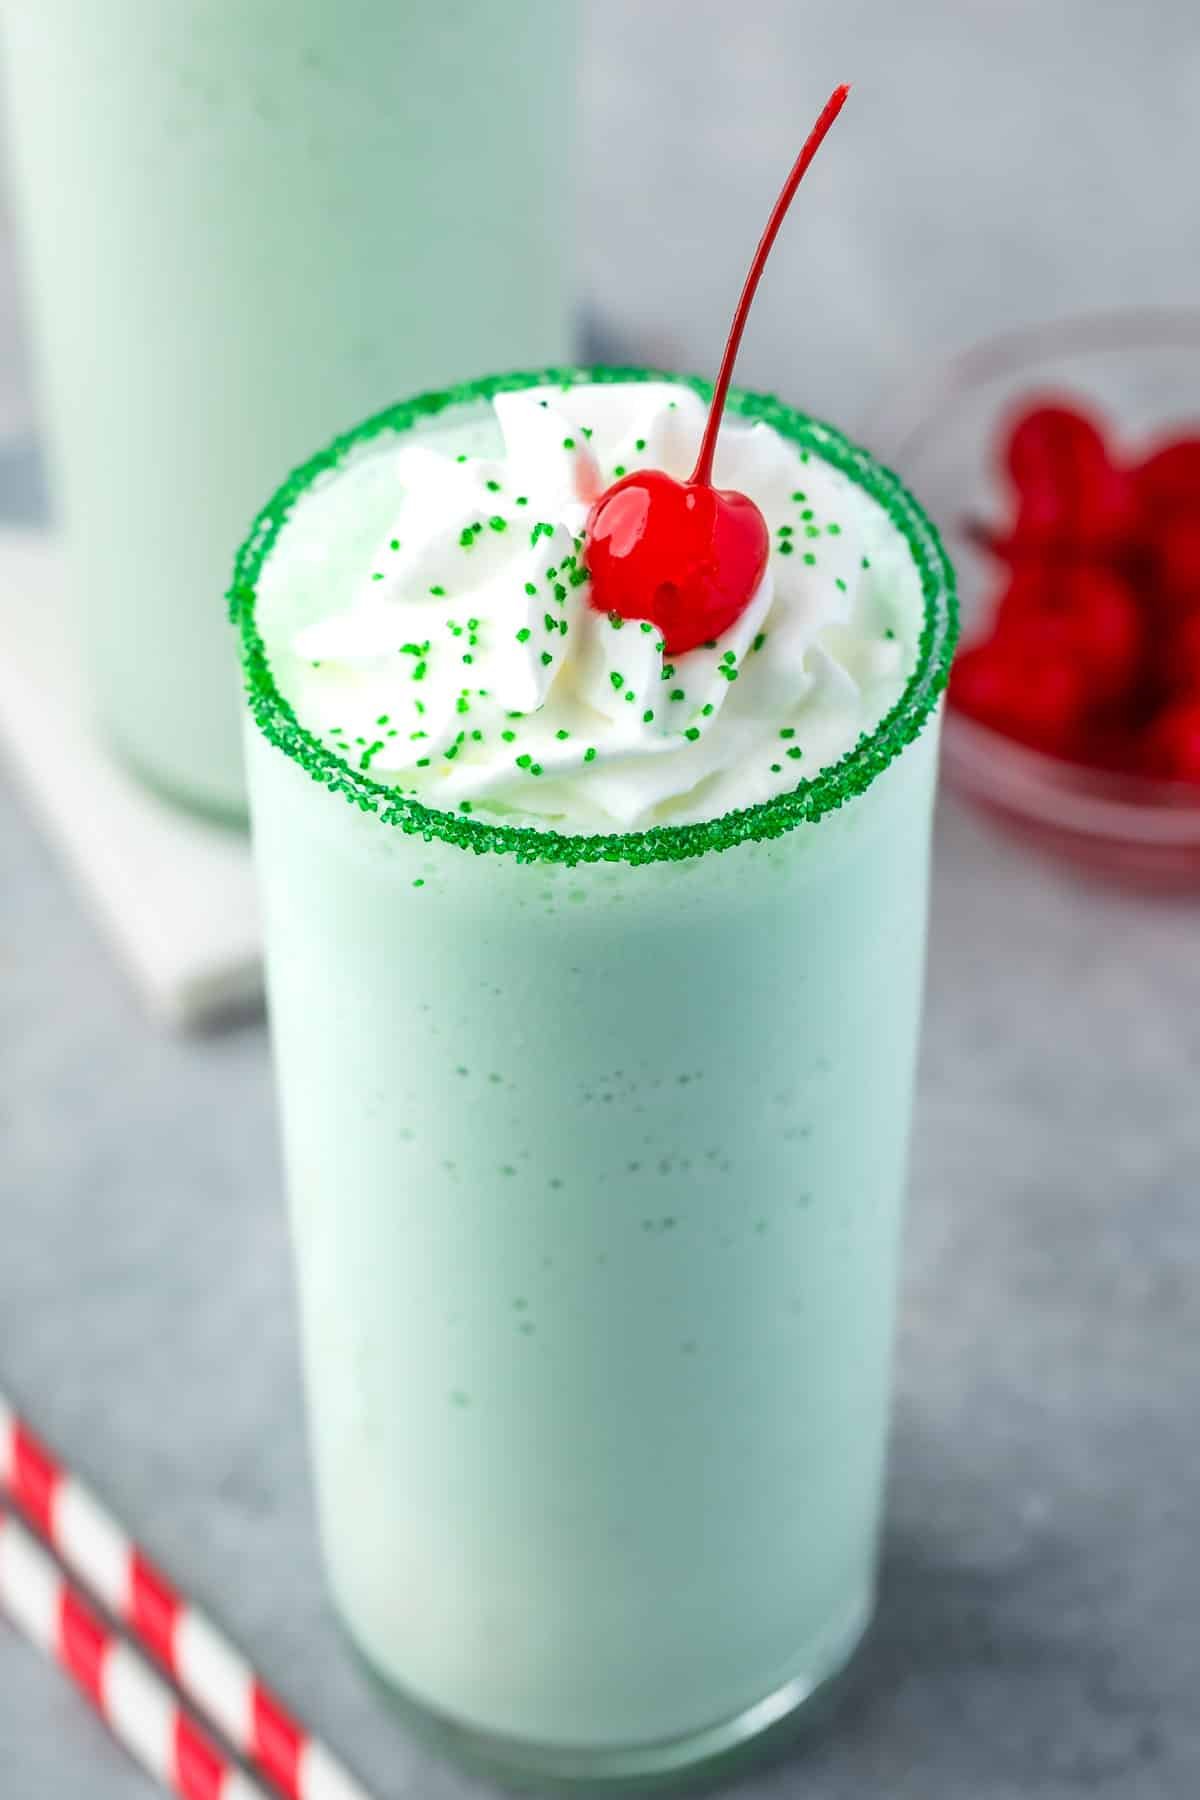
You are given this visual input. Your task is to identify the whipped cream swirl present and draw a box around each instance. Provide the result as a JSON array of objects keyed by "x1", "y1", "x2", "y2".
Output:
[{"x1": 280, "y1": 383, "x2": 919, "y2": 831}]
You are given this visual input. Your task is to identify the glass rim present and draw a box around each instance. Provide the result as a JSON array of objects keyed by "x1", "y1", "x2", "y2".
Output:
[{"x1": 228, "y1": 364, "x2": 958, "y2": 868}]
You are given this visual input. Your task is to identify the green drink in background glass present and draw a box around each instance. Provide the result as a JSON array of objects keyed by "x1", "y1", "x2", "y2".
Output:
[
  {"x1": 0, "y1": 0, "x2": 573, "y2": 819},
  {"x1": 230, "y1": 365, "x2": 956, "y2": 1784}
]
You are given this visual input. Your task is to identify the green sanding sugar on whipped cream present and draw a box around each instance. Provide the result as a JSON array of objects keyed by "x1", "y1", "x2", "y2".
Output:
[{"x1": 256, "y1": 382, "x2": 922, "y2": 833}]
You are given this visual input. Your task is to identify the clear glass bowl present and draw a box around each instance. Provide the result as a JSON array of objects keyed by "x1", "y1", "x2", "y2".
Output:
[{"x1": 871, "y1": 308, "x2": 1200, "y2": 886}]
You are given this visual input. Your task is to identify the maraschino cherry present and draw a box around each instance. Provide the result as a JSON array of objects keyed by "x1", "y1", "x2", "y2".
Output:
[{"x1": 584, "y1": 85, "x2": 850, "y2": 656}]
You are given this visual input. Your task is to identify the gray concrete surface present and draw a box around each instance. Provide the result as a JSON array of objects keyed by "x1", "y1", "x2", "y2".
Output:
[
  {"x1": 3, "y1": 3, "x2": 1200, "y2": 1796},
  {"x1": 3, "y1": 773, "x2": 1199, "y2": 1800}
]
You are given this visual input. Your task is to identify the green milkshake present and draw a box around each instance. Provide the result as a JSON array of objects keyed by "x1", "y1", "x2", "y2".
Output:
[
  {"x1": 231, "y1": 366, "x2": 956, "y2": 1782},
  {"x1": 0, "y1": 0, "x2": 573, "y2": 818}
]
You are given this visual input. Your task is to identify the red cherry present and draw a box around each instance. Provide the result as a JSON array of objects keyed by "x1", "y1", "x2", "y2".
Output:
[
  {"x1": 950, "y1": 639, "x2": 1088, "y2": 752},
  {"x1": 992, "y1": 565, "x2": 1143, "y2": 705},
  {"x1": 1153, "y1": 514, "x2": 1200, "y2": 611},
  {"x1": 1133, "y1": 437, "x2": 1200, "y2": 516},
  {"x1": 584, "y1": 86, "x2": 850, "y2": 656},
  {"x1": 1002, "y1": 402, "x2": 1136, "y2": 552},
  {"x1": 1142, "y1": 698, "x2": 1200, "y2": 784},
  {"x1": 1004, "y1": 401, "x2": 1110, "y2": 486},
  {"x1": 1160, "y1": 607, "x2": 1200, "y2": 697},
  {"x1": 584, "y1": 470, "x2": 769, "y2": 652}
]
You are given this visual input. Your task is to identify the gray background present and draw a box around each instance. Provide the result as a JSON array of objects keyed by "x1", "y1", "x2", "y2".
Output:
[{"x1": 2, "y1": 4, "x2": 1199, "y2": 1797}]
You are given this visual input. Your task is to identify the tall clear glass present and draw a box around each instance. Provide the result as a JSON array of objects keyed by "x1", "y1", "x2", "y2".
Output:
[
  {"x1": 232, "y1": 370, "x2": 956, "y2": 1784},
  {"x1": 0, "y1": 1, "x2": 574, "y2": 819}
]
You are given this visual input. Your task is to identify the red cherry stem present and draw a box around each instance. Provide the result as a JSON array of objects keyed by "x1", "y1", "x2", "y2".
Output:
[{"x1": 689, "y1": 84, "x2": 851, "y2": 490}]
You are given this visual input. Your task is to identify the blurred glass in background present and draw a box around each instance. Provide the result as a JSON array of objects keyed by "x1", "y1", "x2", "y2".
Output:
[{"x1": 0, "y1": 1, "x2": 574, "y2": 819}]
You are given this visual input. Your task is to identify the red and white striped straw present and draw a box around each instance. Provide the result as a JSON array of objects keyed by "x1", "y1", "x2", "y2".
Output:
[
  {"x1": 0, "y1": 1391, "x2": 373, "y2": 1800},
  {"x1": 0, "y1": 1507, "x2": 269, "y2": 1800}
]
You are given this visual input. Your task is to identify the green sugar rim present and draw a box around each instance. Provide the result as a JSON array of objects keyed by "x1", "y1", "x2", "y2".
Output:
[{"x1": 229, "y1": 365, "x2": 957, "y2": 867}]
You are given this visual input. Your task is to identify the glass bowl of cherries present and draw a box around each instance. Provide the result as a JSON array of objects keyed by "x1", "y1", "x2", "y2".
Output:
[{"x1": 879, "y1": 309, "x2": 1200, "y2": 885}]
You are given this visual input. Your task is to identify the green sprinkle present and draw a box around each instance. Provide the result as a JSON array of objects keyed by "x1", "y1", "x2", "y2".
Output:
[
  {"x1": 804, "y1": 552, "x2": 817, "y2": 565},
  {"x1": 556, "y1": 728, "x2": 570, "y2": 740},
  {"x1": 459, "y1": 801, "x2": 473, "y2": 813},
  {"x1": 412, "y1": 878, "x2": 424, "y2": 888},
  {"x1": 610, "y1": 671, "x2": 624, "y2": 690},
  {"x1": 613, "y1": 464, "x2": 626, "y2": 478},
  {"x1": 581, "y1": 426, "x2": 593, "y2": 439},
  {"x1": 540, "y1": 650, "x2": 554, "y2": 666},
  {"x1": 608, "y1": 612, "x2": 624, "y2": 630},
  {"x1": 456, "y1": 453, "x2": 468, "y2": 462},
  {"x1": 562, "y1": 436, "x2": 576, "y2": 450},
  {"x1": 524, "y1": 581, "x2": 537, "y2": 596},
  {"x1": 416, "y1": 757, "x2": 430, "y2": 768},
  {"x1": 502, "y1": 729, "x2": 516, "y2": 742},
  {"x1": 721, "y1": 650, "x2": 735, "y2": 665},
  {"x1": 625, "y1": 690, "x2": 636, "y2": 703},
  {"x1": 554, "y1": 581, "x2": 568, "y2": 602},
  {"x1": 531, "y1": 522, "x2": 554, "y2": 545},
  {"x1": 444, "y1": 743, "x2": 459, "y2": 760},
  {"x1": 778, "y1": 524, "x2": 793, "y2": 537},
  {"x1": 635, "y1": 437, "x2": 646, "y2": 451},
  {"x1": 827, "y1": 522, "x2": 842, "y2": 535},
  {"x1": 862, "y1": 555, "x2": 871, "y2": 569},
  {"x1": 701, "y1": 703, "x2": 714, "y2": 717},
  {"x1": 376, "y1": 713, "x2": 390, "y2": 725},
  {"x1": 485, "y1": 479, "x2": 501, "y2": 493},
  {"x1": 787, "y1": 746, "x2": 803, "y2": 760},
  {"x1": 771, "y1": 762, "x2": 782, "y2": 773},
  {"x1": 835, "y1": 577, "x2": 847, "y2": 593},
  {"x1": 801, "y1": 508, "x2": 814, "y2": 520},
  {"x1": 461, "y1": 652, "x2": 474, "y2": 664},
  {"x1": 791, "y1": 490, "x2": 807, "y2": 502},
  {"x1": 583, "y1": 747, "x2": 597, "y2": 762},
  {"x1": 640, "y1": 621, "x2": 653, "y2": 633},
  {"x1": 516, "y1": 495, "x2": 529, "y2": 506},
  {"x1": 516, "y1": 627, "x2": 531, "y2": 643},
  {"x1": 371, "y1": 572, "x2": 384, "y2": 581},
  {"x1": 662, "y1": 663, "x2": 676, "y2": 681},
  {"x1": 643, "y1": 709, "x2": 654, "y2": 723},
  {"x1": 544, "y1": 613, "x2": 556, "y2": 632},
  {"x1": 670, "y1": 688, "x2": 685, "y2": 702},
  {"x1": 779, "y1": 541, "x2": 794, "y2": 556},
  {"x1": 684, "y1": 726, "x2": 701, "y2": 742},
  {"x1": 885, "y1": 626, "x2": 896, "y2": 640},
  {"x1": 489, "y1": 516, "x2": 507, "y2": 533},
  {"x1": 429, "y1": 584, "x2": 445, "y2": 597},
  {"x1": 390, "y1": 538, "x2": 400, "y2": 550},
  {"x1": 471, "y1": 729, "x2": 484, "y2": 741},
  {"x1": 412, "y1": 661, "x2": 427, "y2": 681},
  {"x1": 516, "y1": 753, "x2": 532, "y2": 769},
  {"x1": 753, "y1": 632, "x2": 767, "y2": 652},
  {"x1": 805, "y1": 526, "x2": 820, "y2": 538},
  {"x1": 779, "y1": 727, "x2": 796, "y2": 739},
  {"x1": 458, "y1": 528, "x2": 474, "y2": 548}
]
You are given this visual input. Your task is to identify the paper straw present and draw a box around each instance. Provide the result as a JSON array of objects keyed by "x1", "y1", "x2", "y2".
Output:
[
  {"x1": 0, "y1": 1507, "x2": 269, "y2": 1800},
  {"x1": 0, "y1": 1392, "x2": 372, "y2": 1800}
]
